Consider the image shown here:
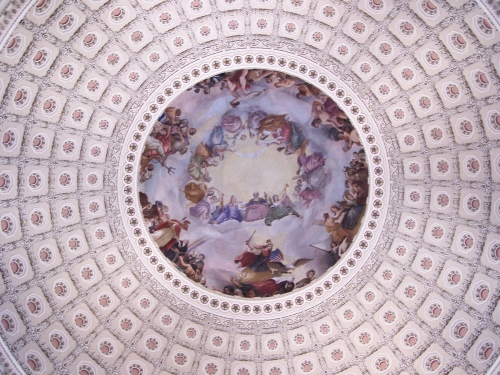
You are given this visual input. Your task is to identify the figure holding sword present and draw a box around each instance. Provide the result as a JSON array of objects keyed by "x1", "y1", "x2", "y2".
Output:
[
  {"x1": 244, "y1": 230, "x2": 257, "y2": 251},
  {"x1": 235, "y1": 231, "x2": 274, "y2": 273}
]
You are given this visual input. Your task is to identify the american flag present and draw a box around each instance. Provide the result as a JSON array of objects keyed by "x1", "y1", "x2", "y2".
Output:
[{"x1": 269, "y1": 249, "x2": 284, "y2": 262}]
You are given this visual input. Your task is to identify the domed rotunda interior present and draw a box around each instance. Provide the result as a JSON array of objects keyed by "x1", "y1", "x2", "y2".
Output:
[{"x1": 0, "y1": 0, "x2": 500, "y2": 374}]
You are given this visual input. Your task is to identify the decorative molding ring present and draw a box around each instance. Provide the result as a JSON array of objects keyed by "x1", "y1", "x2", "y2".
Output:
[{"x1": 119, "y1": 49, "x2": 390, "y2": 319}]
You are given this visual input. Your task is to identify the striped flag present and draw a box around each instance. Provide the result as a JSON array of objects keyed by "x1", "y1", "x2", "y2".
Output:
[{"x1": 269, "y1": 249, "x2": 284, "y2": 262}]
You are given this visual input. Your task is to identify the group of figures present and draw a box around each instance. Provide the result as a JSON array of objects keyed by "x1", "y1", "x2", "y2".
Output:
[
  {"x1": 216, "y1": 235, "x2": 316, "y2": 298},
  {"x1": 140, "y1": 192, "x2": 208, "y2": 285},
  {"x1": 140, "y1": 69, "x2": 361, "y2": 184},
  {"x1": 186, "y1": 186, "x2": 302, "y2": 226},
  {"x1": 140, "y1": 107, "x2": 197, "y2": 182},
  {"x1": 139, "y1": 69, "x2": 369, "y2": 298},
  {"x1": 321, "y1": 149, "x2": 368, "y2": 260}
]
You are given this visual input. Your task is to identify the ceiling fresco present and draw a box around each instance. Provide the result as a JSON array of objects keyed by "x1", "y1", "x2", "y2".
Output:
[
  {"x1": 0, "y1": 0, "x2": 499, "y2": 374},
  {"x1": 139, "y1": 68, "x2": 367, "y2": 297}
]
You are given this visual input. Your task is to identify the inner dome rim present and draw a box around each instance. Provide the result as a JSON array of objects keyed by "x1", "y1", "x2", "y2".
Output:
[{"x1": 118, "y1": 48, "x2": 390, "y2": 319}]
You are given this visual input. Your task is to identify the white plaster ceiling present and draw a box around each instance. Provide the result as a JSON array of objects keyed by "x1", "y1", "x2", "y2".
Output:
[{"x1": 0, "y1": 0, "x2": 499, "y2": 374}]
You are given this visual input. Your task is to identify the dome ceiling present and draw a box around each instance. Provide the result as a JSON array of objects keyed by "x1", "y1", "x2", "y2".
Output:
[{"x1": 0, "y1": 0, "x2": 499, "y2": 374}]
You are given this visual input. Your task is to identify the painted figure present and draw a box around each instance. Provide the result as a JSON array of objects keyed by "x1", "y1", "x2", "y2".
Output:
[
  {"x1": 247, "y1": 278, "x2": 295, "y2": 296},
  {"x1": 265, "y1": 192, "x2": 302, "y2": 226},
  {"x1": 222, "y1": 69, "x2": 267, "y2": 107},
  {"x1": 189, "y1": 200, "x2": 210, "y2": 220},
  {"x1": 244, "y1": 192, "x2": 269, "y2": 222},
  {"x1": 323, "y1": 211, "x2": 352, "y2": 248},
  {"x1": 211, "y1": 195, "x2": 243, "y2": 224},
  {"x1": 246, "y1": 108, "x2": 267, "y2": 139},
  {"x1": 150, "y1": 217, "x2": 190, "y2": 252},
  {"x1": 206, "y1": 126, "x2": 231, "y2": 159},
  {"x1": 183, "y1": 182, "x2": 207, "y2": 204},
  {"x1": 297, "y1": 151, "x2": 325, "y2": 175},
  {"x1": 296, "y1": 269, "x2": 316, "y2": 288},
  {"x1": 235, "y1": 239, "x2": 274, "y2": 273},
  {"x1": 311, "y1": 98, "x2": 347, "y2": 129}
]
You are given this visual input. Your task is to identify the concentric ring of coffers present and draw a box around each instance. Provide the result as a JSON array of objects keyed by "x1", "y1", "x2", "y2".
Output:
[{"x1": 0, "y1": 0, "x2": 499, "y2": 373}]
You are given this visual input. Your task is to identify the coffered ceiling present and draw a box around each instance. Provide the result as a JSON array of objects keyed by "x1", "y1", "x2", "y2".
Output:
[{"x1": 0, "y1": 0, "x2": 499, "y2": 374}]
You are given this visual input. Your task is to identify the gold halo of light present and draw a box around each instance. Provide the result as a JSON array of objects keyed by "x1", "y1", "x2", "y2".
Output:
[{"x1": 213, "y1": 144, "x2": 298, "y2": 202}]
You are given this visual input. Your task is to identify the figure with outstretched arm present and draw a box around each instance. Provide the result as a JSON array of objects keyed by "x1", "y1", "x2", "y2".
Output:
[
  {"x1": 234, "y1": 235, "x2": 272, "y2": 273},
  {"x1": 222, "y1": 70, "x2": 268, "y2": 108},
  {"x1": 211, "y1": 195, "x2": 243, "y2": 224},
  {"x1": 264, "y1": 185, "x2": 302, "y2": 226}
]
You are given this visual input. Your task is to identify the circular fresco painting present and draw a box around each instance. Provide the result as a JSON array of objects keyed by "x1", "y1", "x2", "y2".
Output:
[{"x1": 139, "y1": 69, "x2": 368, "y2": 298}]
